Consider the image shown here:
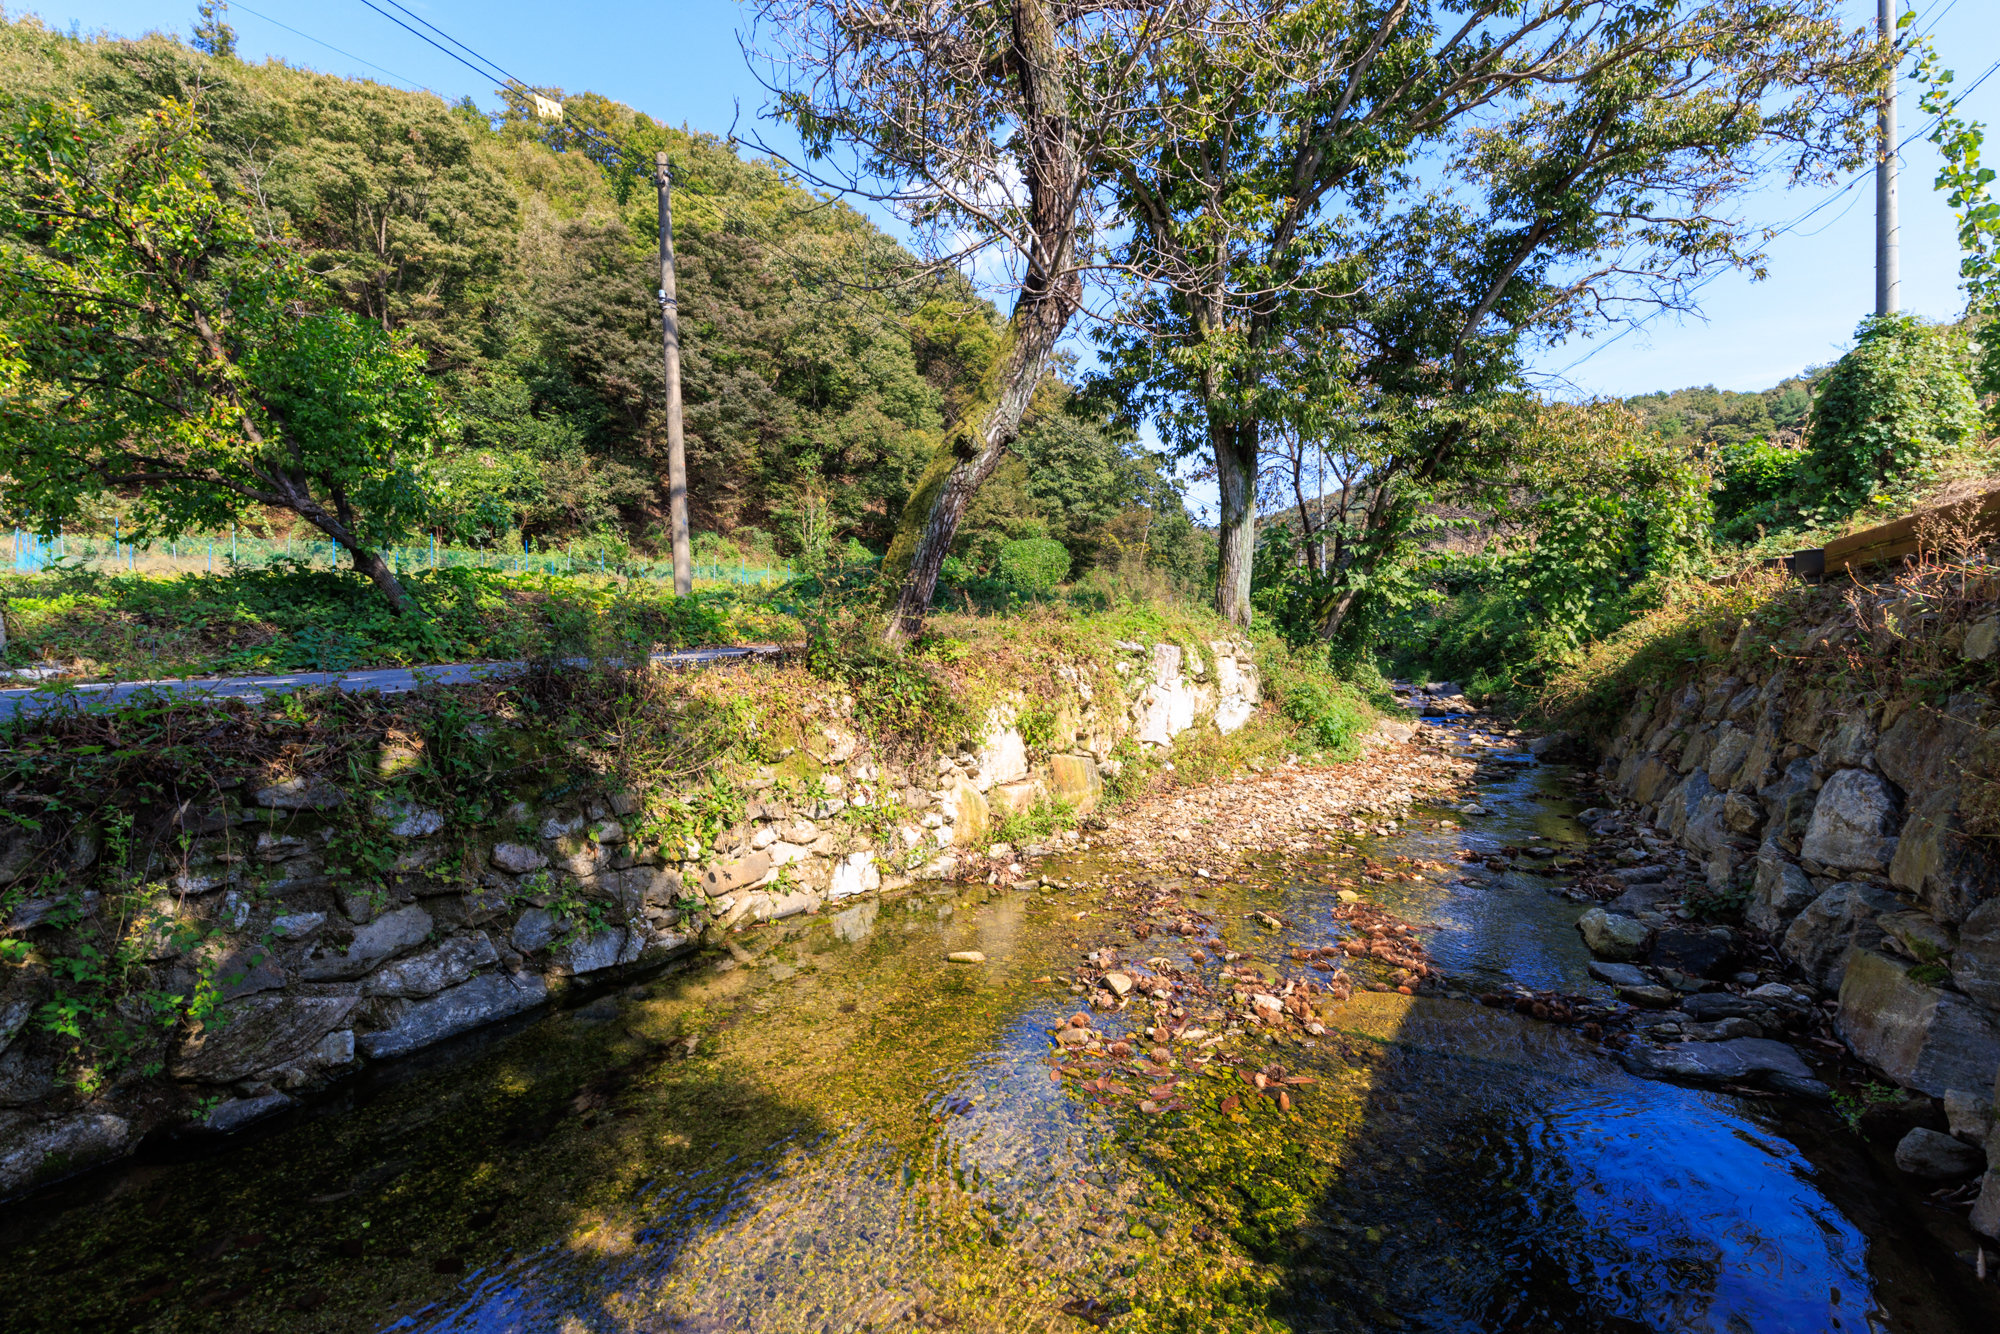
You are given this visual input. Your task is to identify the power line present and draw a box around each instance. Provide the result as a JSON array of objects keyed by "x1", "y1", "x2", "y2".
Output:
[
  {"x1": 364, "y1": 0, "x2": 528, "y2": 89},
  {"x1": 351, "y1": 0, "x2": 517, "y2": 91},
  {"x1": 229, "y1": 1, "x2": 430, "y2": 92},
  {"x1": 1547, "y1": 53, "x2": 2000, "y2": 381}
]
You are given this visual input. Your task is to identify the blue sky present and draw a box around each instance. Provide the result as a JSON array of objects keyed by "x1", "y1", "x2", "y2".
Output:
[{"x1": 15, "y1": 0, "x2": 1998, "y2": 406}]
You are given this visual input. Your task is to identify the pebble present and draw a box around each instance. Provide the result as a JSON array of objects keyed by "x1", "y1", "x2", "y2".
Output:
[
  {"x1": 946, "y1": 951, "x2": 986, "y2": 964},
  {"x1": 1101, "y1": 972, "x2": 1134, "y2": 997}
]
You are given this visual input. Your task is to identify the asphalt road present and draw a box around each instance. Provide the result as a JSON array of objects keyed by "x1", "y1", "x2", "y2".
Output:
[{"x1": 0, "y1": 644, "x2": 793, "y2": 722}]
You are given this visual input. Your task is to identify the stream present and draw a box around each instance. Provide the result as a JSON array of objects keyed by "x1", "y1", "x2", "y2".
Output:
[{"x1": 3, "y1": 726, "x2": 1996, "y2": 1334}]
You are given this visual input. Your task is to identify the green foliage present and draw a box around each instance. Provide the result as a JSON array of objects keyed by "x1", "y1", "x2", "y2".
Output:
[
  {"x1": 1801, "y1": 315, "x2": 1981, "y2": 518},
  {"x1": 1386, "y1": 405, "x2": 1712, "y2": 697},
  {"x1": 996, "y1": 537, "x2": 1071, "y2": 594},
  {"x1": 1916, "y1": 28, "x2": 2000, "y2": 400},
  {"x1": 1829, "y1": 1081, "x2": 1902, "y2": 1136},
  {"x1": 0, "y1": 564, "x2": 788, "y2": 678},
  {"x1": 1711, "y1": 437, "x2": 1809, "y2": 542},
  {"x1": 0, "y1": 95, "x2": 453, "y2": 611},
  {"x1": 803, "y1": 614, "x2": 968, "y2": 745},
  {"x1": 994, "y1": 795, "x2": 1077, "y2": 848},
  {"x1": 1252, "y1": 634, "x2": 1372, "y2": 761}
]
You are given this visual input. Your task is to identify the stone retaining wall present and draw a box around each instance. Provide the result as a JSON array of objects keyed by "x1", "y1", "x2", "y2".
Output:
[
  {"x1": 1595, "y1": 647, "x2": 2000, "y2": 1233},
  {"x1": 0, "y1": 636, "x2": 1259, "y2": 1196}
]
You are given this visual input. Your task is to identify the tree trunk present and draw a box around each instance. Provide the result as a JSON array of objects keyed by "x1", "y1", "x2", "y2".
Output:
[
  {"x1": 878, "y1": 0, "x2": 1083, "y2": 643},
  {"x1": 1213, "y1": 416, "x2": 1258, "y2": 628},
  {"x1": 347, "y1": 543, "x2": 418, "y2": 616}
]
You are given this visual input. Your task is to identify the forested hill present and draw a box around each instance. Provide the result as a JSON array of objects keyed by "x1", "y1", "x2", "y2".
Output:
[{"x1": 0, "y1": 15, "x2": 1205, "y2": 582}]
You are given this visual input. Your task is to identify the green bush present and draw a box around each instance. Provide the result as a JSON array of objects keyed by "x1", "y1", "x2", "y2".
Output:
[
  {"x1": 1712, "y1": 437, "x2": 1807, "y2": 542},
  {"x1": 1804, "y1": 315, "x2": 1981, "y2": 517},
  {"x1": 997, "y1": 537, "x2": 1071, "y2": 593}
]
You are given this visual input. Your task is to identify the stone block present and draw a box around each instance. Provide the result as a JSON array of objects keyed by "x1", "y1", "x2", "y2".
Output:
[
  {"x1": 1889, "y1": 785, "x2": 2000, "y2": 924},
  {"x1": 491, "y1": 842, "x2": 549, "y2": 874},
  {"x1": 297, "y1": 906, "x2": 433, "y2": 982},
  {"x1": 1799, "y1": 769, "x2": 1900, "y2": 872},
  {"x1": 1966, "y1": 618, "x2": 2000, "y2": 662},
  {"x1": 1576, "y1": 908, "x2": 1649, "y2": 961},
  {"x1": 1972, "y1": 1171, "x2": 2000, "y2": 1238},
  {"x1": 1648, "y1": 926, "x2": 1736, "y2": 979},
  {"x1": 170, "y1": 995, "x2": 360, "y2": 1082},
  {"x1": 0, "y1": 1111, "x2": 131, "y2": 1196},
  {"x1": 989, "y1": 780, "x2": 1042, "y2": 817},
  {"x1": 1048, "y1": 753, "x2": 1102, "y2": 814},
  {"x1": 1944, "y1": 1087, "x2": 1994, "y2": 1144},
  {"x1": 944, "y1": 781, "x2": 990, "y2": 848},
  {"x1": 372, "y1": 796, "x2": 444, "y2": 839},
  {"x1": 1893, "y1": 1127, "x2": 1984, "y2": 1178},
  {"x1": 250, "y1": 776, "x2": 344, "y2": 810},
  {"x1": 1839, "y1": 947, "x2": 2000, "y2": 1098},
  {"x1": 1747, "y1": 856, "x2": 1818, "y2": 936},
  {"x1": 701, "y1": 850, "x2": 773, "y2": 896},
  {"x1": 1954, "y1": 899, "x2": 2000, "y2": 1012},
  {"x1": 554, "y1": 927, "x2": 640, "y2": 975},
  {"x1": 1629, "y1": 756, "x2": 1678, "y2": 805},
  {"x1": 1780, "y1": 883, "x2": 1898, "y2": 993},
  {"x1": 828, "y1": 850, "x2": 879, "y2": 900},
  {"x1": 511, "y1": 908, "x2": 558, "y2": 954},
  {"x1": 978, "y1": 726, "x2": 1029, "y2": 786},
  {"x1": 364, "y1": 932, "x2": 499, "y2": 998},
  {"x1": 357, "y1": 971, "x2": 549, "y2": 1060},
  {"x1": 201, "y1": 1092, "x2": 293, "y2": 1134}
]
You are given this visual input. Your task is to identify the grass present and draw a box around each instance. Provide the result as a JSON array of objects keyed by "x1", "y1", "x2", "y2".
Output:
[{"x1": 0, "y1": 565, "x2": 801, "y2": 681}]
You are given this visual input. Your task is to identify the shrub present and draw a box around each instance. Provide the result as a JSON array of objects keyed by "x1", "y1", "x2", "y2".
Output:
[
  {"x1": 997, "y1": 537, "x2": 1071, "y2": 593},
  {"x1": 1804, "y1": 315, "x2": 1981, "y2": 518},
  {"x1": 1712, "y1": 437, "x2": 1808, "y2": 542}
]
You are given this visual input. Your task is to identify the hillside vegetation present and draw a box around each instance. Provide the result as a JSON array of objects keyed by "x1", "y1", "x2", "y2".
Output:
[{"x1": 0, "y1": 15, "x2": 1207, "y2": 589}]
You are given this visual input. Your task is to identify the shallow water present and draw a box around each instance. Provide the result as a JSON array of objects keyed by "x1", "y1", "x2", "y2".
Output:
[{"x1": 3, "y1": 733, "x2": 1994, "y2": 1333}]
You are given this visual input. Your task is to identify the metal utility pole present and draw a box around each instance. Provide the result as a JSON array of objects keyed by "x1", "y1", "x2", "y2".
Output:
[
  {"x1": 1876, "y1": 0, "x2": 1900, "y2": 316},
  {"x1": 657, "y1": 151, "x2": 693, "y2": 596}
]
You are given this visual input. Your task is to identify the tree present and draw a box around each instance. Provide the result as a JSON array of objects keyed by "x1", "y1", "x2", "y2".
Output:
[
  {"x1": 1091, "y1": 0, "x2": 1879, "y2": 628},
  {"x1": 189, "y1": 0, "x2": 235, "y2": 60},
  {"x1": 749, "y1": 0, "x2": 1183, "y2": 639},
  {"x1": 0, "y1": 97, "x2": 448, "y2": 612},
  {"x1": 1803, "y1": 314, "x2": 1980, "y2": 516}
]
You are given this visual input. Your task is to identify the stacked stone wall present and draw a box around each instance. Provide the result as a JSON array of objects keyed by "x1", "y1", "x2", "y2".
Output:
[
  {"x1": 0, "y1": 636, "x2": 1259, "y2": 1195},
  {"x1": 1597, "y1": 636, "x2": 2000, "y2": 1232}
]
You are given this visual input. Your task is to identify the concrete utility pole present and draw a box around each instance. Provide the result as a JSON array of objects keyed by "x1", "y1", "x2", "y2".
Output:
[
  {"x1": 1876, "y1": 0, "x2": 1900, "y2": 316},
  {"x1": 657, "y1": 151, "x2": 693, "y2": 597}
]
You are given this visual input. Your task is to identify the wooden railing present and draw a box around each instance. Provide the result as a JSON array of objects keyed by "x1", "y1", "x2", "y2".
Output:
[{"x1": 1756, "y1": 485, "x2": 2000, "y2": 583}]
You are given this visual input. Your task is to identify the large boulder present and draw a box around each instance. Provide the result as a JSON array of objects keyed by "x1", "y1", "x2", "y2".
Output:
[
  {"x1": 1893, "y1": 1127, "x2": 1984, "y2": 1179},
  {"x1": 169, "y1": 995, "x2": 359, "y2": 1082},
  {"x1": 1953, "y1": 899, "x2": 2000, "y2": 1012},
  {"x1": 1706, "y1": 727, "x2": 1753, "y2": 788},
  {"x1": 1838, "y1": 948, "x2": 2000, "y2": 1098},
  {"x1": 1048, "y1": 754, "x2": 1103, "y2": 814},
  {"x1": 1889, "y1": 784, "x2": 2000, "y2": 924},
  {"x1": 0, "y1": 1111, "x2": 131, "y2": 1195},
  {"x1": 1619, "y1": 1036, "x2": 1826, "y2": 1096},
  {"x1": 1799, "y1": 769, "x2": 1900, "y2": 872},
  {"x1": 1576, "y1": 908, "x2": 1649, "y2": 961},
  {"x1": 1746, "y1": 856, "x2": 1818, "y2": 935},
  {"x1": 297, "y1": 905, "x2": 433, "y2": 982},
  {"x1": 1780, "y1": 882, "x2": 1898, "y2": 993},
  {"x1": 364, "y1": 932, "x2": 498, "y2": 999},
  {"x1": 358, "y1": 971, "x2": 549, "y2": 1060}
]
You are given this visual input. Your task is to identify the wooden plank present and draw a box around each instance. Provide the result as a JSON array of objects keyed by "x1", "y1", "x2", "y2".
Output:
[{"x1": 1823, "y1": 486, "x2": 2000, "y2": 567}]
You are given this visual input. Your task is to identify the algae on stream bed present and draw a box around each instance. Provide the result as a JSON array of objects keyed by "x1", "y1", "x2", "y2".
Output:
[{"x1": 1, "y1": 748, "x2": 1993, "y2": 1333}]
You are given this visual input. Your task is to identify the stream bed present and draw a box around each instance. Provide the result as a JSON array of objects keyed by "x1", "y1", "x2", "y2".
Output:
[{"x1": 3, "y1": 732, "x2": 1996, "y2": 1333}]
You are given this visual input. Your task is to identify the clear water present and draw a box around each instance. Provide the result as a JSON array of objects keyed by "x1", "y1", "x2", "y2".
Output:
[{"x1": 1, "y1": 735, "x2": 1991, "y2": 1333}]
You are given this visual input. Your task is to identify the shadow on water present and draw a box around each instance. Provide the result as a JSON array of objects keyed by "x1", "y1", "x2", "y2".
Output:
[{"x1": 6, "y1": 738, "x2": 2000, "y2": 1332}]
